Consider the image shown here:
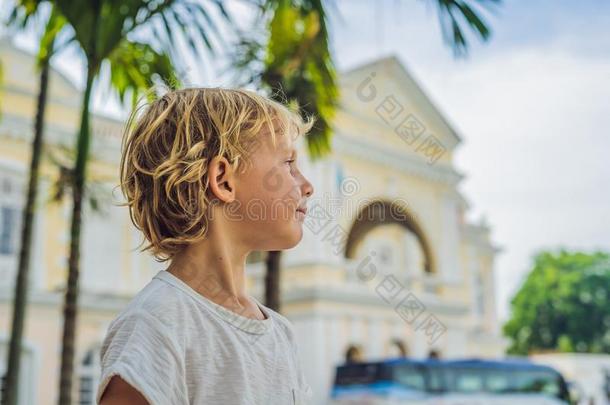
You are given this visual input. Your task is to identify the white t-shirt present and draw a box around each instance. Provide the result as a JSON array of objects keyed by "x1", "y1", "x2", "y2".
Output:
[{"x1": 96, "y1": 270, "x2": 313, "y2": 405}]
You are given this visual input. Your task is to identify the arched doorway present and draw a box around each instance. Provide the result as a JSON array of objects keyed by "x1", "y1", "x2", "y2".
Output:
[
  {"x1": 428, "y1": 349, "x2": 441, "y2": 359},
  {"x1": 387, "y1": 338, "x2": 408, "y2": 358},
  {"x1": 344, "y1": 344, "x2": 364, "y2": 364},
  {"x1": 345, "y1": 199, "x2": 436, "y2": 274}
]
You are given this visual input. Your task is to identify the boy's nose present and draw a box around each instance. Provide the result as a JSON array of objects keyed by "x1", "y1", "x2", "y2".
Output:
[{"x1": 301, "y1": 176, "x2": 314, "y2": 198}]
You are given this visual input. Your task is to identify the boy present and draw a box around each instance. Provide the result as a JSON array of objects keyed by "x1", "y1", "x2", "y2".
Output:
[{"x1": 96, "y1": 88, "x2": 315, "y2": 405}]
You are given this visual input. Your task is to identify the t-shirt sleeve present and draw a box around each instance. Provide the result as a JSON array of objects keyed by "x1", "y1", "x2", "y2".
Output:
[{"x1": 96, "y1": 309, "x2": 186, "y2": 405}]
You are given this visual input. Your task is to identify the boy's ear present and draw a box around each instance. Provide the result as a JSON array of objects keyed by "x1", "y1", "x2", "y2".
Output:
[{"x1": 208, "y1": 156, "x2": 236, "y2": 203}]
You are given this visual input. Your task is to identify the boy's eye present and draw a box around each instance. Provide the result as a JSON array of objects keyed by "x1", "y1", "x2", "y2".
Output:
[{"x1": 285, "y1": 159, "x2": 295, "y2": 166}]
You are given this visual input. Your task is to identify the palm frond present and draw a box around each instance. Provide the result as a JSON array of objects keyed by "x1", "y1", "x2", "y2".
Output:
[
  {"x1": 36, "y1": 7, "x2": 65, "y2": 66},
  {"x1": 106, "y1": 40, "x2": 179, "y2": 106},
  {"x1": 233, "y1": 0, "x2": 339, "y2": 160},
  {"x1": 432, "y1": 0, "x2": 500, "y2": 56}
]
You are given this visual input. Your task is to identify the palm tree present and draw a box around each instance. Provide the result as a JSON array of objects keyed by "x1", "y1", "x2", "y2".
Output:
[
  {"x1": 1, "y1": 5, "x2": 67, "y2": 405},
  {"x1": 36, "y1": 1, "x2": 231, "y2": 403},
  {"x1": 0, "y1": 61, "x2": 2, "y2": 118},
  {"x1": 234, "y1": 0, "x2": 500, "y2": 312},
  {"x1": 233, "y1": 0, "x2": 339, "y2": 311},
  {"x1": 263, "y1": 0, "x2": 338, "y2": 311},
  {"x1": 0, "y1": 2, "x2": 178, "y2": 403},
  {"x1": 59, "y1": 42, "x2": 175, "y2": 405}
]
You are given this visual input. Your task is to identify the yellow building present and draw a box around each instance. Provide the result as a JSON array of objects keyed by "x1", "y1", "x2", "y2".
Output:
[{"x1": 0, "y1": 38, "x2": 506, "y2": 405}]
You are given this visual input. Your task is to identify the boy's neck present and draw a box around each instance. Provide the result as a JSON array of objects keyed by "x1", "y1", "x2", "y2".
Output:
[{"x1": 166, "y1": 223, "x2": 257, "y2": 316}]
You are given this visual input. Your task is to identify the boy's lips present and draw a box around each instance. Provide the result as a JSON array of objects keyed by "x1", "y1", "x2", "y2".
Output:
[{"x1": 296, "y1": 206, "x2": 307, "y2": 215}]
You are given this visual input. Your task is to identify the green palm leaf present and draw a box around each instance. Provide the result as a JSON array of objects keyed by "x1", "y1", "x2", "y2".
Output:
[
  {"x1": 106, "y1": 40, "x2": 178, "y2": 105},
  {"x1": 431, "y1": 0, "x2": 500, "y2": 56}
]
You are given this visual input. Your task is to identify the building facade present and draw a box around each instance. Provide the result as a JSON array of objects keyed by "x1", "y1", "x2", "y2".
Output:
[
  {"x1": 0, "y1": 39, "x2": 506, "y2": 405},
  {"x1": 249, "y1": 55, "x2": 507, "y2": 404}
]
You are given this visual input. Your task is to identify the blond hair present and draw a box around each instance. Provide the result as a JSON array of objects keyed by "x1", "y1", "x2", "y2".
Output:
[{"x1": 120, "y1": 87, "x2": 314, "y2": 261}]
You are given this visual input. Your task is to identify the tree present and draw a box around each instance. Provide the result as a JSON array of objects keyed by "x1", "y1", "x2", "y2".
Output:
[
  {"x1": 236, "y1": 0, "x2": 339, "y2": 311},
  {"x1": 233, "y1": 0, "x2": 500, "y2": 312},
  {"x1": 1, "y1": 5, "x2": 66, "y2": 405},
  {"x1": 0, "y1": 59, "x2": 2, "y2": 119},
  {"x1": 504, "y1": 250, "x2": 610, "y2": 355}
]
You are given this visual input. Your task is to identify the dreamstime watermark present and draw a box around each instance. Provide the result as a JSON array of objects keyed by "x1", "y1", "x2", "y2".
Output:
[
  {"x1": 213, "y1": 158, "x2": 445, "y2": 345},
  {"x1": 356, "y1": 71, "x2": 447, "y2": 165},
  {"x1": 206, "y1": 193, "x2": 420, "y2": 224},
  {"x1": 202, "y1": 169, "x2": 420, "y2": 225}
]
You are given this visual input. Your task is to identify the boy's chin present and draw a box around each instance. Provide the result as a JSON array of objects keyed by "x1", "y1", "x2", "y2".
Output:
[{"x1": 270, "y1": 227, "x2": 303, "y2": 250}]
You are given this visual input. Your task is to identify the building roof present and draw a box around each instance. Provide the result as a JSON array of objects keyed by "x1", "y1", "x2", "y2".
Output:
[{"x1": 342, "y1": 54, "x2": 463, "y2": 148}]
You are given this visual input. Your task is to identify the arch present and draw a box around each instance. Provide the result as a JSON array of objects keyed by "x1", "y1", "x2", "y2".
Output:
[
  {"x1": 388, "y1": 338, "x2": 408, "y2": 357},
  {"x1": 344, "y1": 199, "x2": 436, "y2": 273},
  {"x1": 344, "y1": 344, "x2": 364, "y2": 364},
  {"x1": 428, "y1": 349, "x2": 441, "y2": 359}
]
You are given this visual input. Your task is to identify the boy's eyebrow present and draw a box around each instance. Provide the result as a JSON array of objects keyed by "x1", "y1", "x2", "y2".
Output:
[{"x1": 282, "y1": 143, "x2": 296, "y2": 157}]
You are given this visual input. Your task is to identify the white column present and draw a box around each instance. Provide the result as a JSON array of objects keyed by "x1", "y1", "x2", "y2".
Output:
[
  {"x1": 368, "y1": 318, "x2": 383, "y2": 359},
  {"x1": 327, "y1": 315, "x2": 342, "y2": 368},
  {"x1": 439, "y1": 193, "x2": 460, "y2": 281},
  {"x1": 443, "y1": 325, "x2": 467, "y2": 359},
  {"x1": 411, "y1": 329, "x2": 428, "y2": 359}
]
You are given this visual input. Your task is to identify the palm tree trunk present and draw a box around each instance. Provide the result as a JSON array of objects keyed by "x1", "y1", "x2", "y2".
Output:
[
  {"x1": 262, "y1": 78, "x2": 289, "y2": 314},
  {"x1": 57, "y1": 2, "x2": 100, "y2": 401},
  {"x1": 264, "y1": 250, "x2": 282, "y2": 312},
  {"x1": 57, "y1": 66, "x2": 94, "y2": 405},
  {"x1": 1, "y1": 52, "x2": 51, "y2": 405}
]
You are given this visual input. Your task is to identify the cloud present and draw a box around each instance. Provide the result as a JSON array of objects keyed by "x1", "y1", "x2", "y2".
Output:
[{"x1": 438, "y1": 46, "x2": 610, "y2": 319}]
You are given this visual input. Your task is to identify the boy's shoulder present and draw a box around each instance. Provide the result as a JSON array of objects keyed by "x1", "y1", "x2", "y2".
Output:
[{"x1": 107, "y1": 271, "x2": 189, "y2": 334}]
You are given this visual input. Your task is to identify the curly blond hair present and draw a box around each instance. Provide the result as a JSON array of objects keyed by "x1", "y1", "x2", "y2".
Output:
[{"x1": 119, "y1": 87, "x2": 314, "y2": 261}]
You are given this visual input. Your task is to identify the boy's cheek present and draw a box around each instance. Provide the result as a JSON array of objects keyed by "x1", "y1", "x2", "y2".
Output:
[
  {"x1": 276, "y1": 181, "x2": 301, "y2": 206},
  {"x1": 260, "y1": 165, "x2": 285, "y2": 193}
]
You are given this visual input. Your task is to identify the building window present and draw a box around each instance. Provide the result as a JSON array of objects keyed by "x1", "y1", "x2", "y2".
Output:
[
  {"x1": 79, "y1": 348, "x2": 101, "y2": 405},
  {"x1": 0, "y1": 373, "x2": 6, "y2": 402},
  {"x1": 0, "y1": 206, "x2": 17, "y2": 255},
  {"x1": 0, "y1": 338, "x2": 36, "y2": 405},
  {"x1": 1, "y1": 178, "x2": 11, "y2": 194}
]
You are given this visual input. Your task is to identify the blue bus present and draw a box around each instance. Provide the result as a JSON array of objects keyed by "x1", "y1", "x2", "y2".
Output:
[{"x1": 330, "y1": 358, "x2": 572, "y2": 404}]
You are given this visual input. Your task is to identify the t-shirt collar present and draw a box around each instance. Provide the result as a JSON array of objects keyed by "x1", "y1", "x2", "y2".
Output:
[{"x1": 155, "y1": 270, "x2": 273, "y2": 335}]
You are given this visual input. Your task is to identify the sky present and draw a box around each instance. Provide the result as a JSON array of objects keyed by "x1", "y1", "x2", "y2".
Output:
[
  {"x1": 329, "y1": 0, "x2": 610, "y2": 321},
  {"x1": 3, "y1": 0, "x2": 609, "y2": 322}
]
